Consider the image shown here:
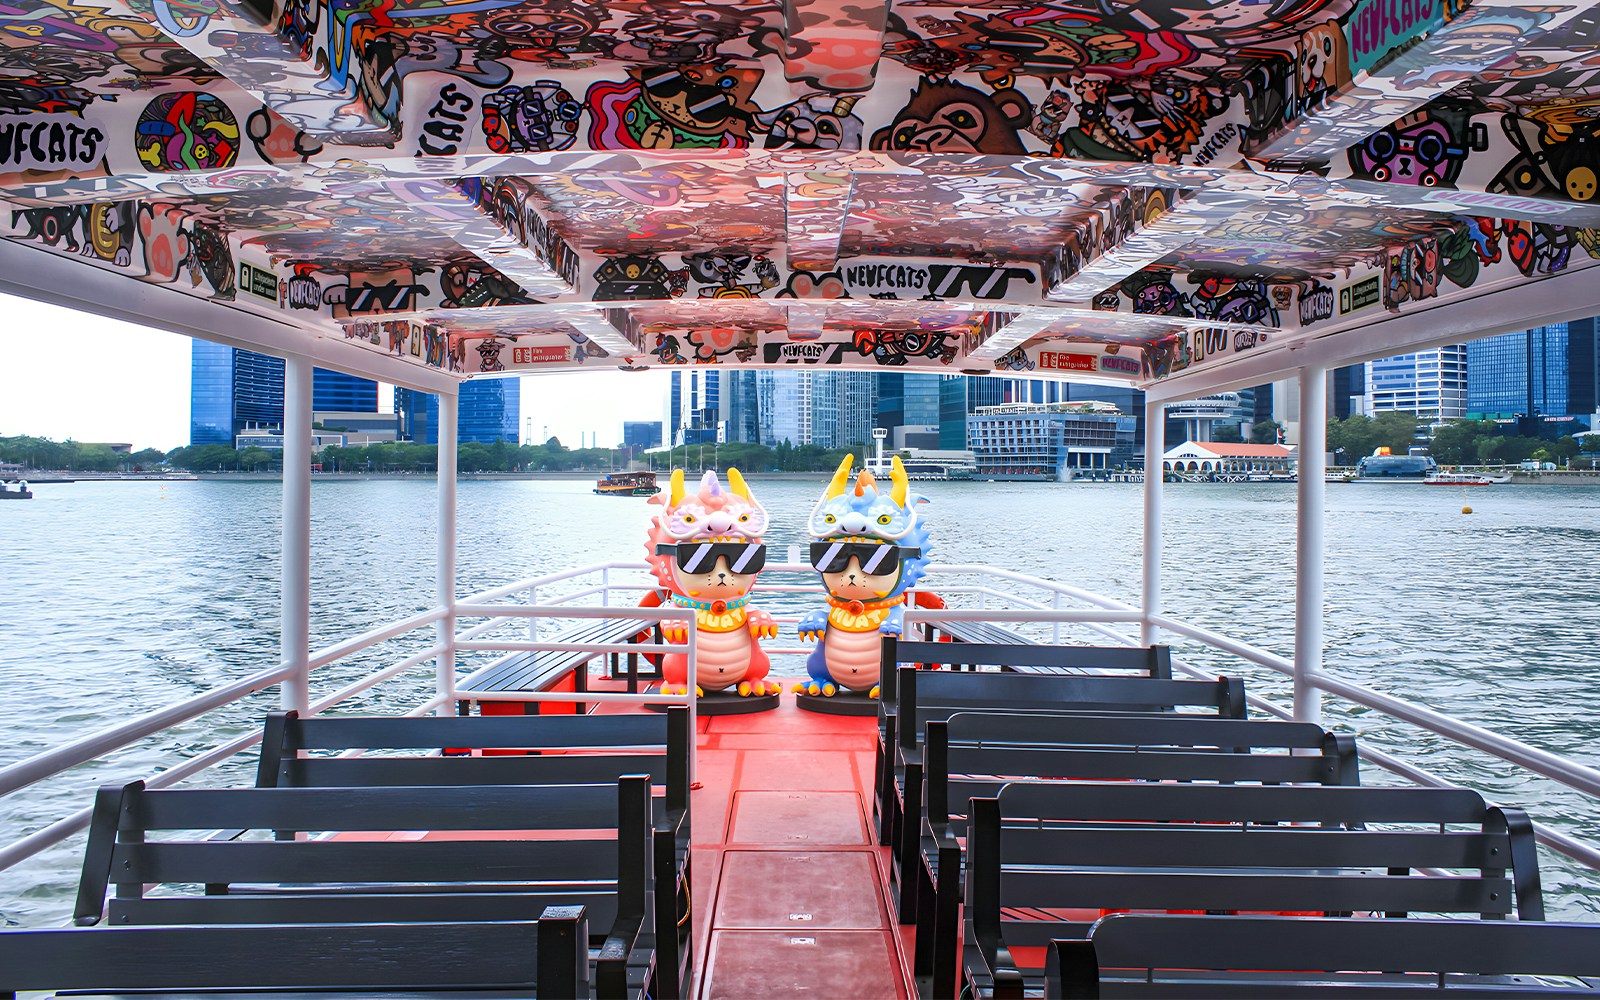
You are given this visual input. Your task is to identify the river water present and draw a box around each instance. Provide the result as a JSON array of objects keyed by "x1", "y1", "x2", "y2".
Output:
[{"x1": 2, "y1": 476, "x2": 1598, "y2": 925}]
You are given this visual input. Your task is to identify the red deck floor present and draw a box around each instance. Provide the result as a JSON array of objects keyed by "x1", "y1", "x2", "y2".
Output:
[{"x1": 690, "y1": 697, "x2": 914, "y2": 1000}]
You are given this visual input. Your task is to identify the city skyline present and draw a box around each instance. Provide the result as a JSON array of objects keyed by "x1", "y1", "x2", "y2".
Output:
[{"x1": 0, "y1": 294, "x2": 670, "y2": 452}]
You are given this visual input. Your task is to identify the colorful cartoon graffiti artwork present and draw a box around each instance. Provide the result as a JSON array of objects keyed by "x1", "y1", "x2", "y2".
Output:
[{"x1": 133, "y1": 92, "x2": 240, "y2": 172}]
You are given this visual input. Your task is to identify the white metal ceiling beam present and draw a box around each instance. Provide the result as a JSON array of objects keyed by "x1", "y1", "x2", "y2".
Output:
[{"x1": 0, "y1": 239, "x2": 460, "y2": 395}]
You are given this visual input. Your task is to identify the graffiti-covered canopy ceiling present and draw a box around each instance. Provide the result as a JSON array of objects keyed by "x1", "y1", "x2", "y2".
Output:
[{"x1": 6, "y1": 0, "x2": 1600, "y2": 385}]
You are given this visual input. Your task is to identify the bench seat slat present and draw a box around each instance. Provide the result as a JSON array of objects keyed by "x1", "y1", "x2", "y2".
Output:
[
  {"x1": 110, "y1": 891, "x2": 619, "y2": 926},
  {"x1": 284, "y1": 756, "x2": 667, "y2": 788},
  {"x1": 998, "y1": 827, "x2": 1510, "y2": 870},
  {"x1": 113, "y1": 840, "x2": 618, "y2": 885},
  {"x1": 946, "y1": 712, "x2": 1327, "y2": 749},
  {"x1": 132, "y1": 784, "x2": 621, "y2": 830},
  {"x1": 281, "y1": 713, "x2": 667, "y2": 750},
  {"x1": 998, "y1": 870, "x2": 1515, "y2": 916},
  {"x1": 999, "y1": 781, "x2": 1490, "y2": 824}
]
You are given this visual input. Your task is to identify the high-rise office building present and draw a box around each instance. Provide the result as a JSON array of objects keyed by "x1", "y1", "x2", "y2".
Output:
[
  {"x1": 756, "y1": 371, "x2": 870, "y2": 449},
  {"x1": 394, "y1": 380, "x2": 520, "y2": 444},
  {"x1": 667, "y1": 370, "x2": 760, "y2": 445},
  {"x1": 1330, "y1": 365, "x2": 1366, "y2": 420},
  {"x1": 876, "y1": 372, "x2": 942, "y2": 448},
  {"x1": 1366, "y1": 347, "x2": 1468, "y2": 422},
  {"x1": 623, "y1": 421, "x2": 662, "y2": 450},
  {"x1": 191, "y1": 343, "x2": 379, "y2": 447},
  {"x1": 938, "y1": 375, "x2": 1007, "y2": 449},
  {"x1": 1468, "y1": 318, "x2": 1599, "y2": 433}
]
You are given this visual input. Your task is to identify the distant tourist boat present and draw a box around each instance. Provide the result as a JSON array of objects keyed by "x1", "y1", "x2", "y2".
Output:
[
  {"x1": 1353, "y1": 448, "x2": 1439, "y2": 481},
  {"x1": 593, "y1": 471, "x2": 661, "y2": 497},
  {"x1": 1425, "y1": 472, "x2": 1509, "y2": 486},
  {"x1": 0, "y1": 480, "x2": 33, "y2": 500}
]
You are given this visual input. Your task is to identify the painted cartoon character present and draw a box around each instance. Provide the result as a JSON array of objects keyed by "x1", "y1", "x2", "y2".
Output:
[
  {"x1": 795, "y1": 456, "x2": 931, "y2": 698},
  {"x1": 644, "y1": 469, "x2": 781, "y2": 697}
]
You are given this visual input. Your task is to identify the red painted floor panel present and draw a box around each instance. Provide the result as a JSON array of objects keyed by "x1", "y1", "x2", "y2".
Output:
[
  {"x1": 702, "y1": 930, "x2": 906, "y2": 1000},
  {"x1": 727, "y1": 791, "x2": 870, "y2": 846},
  {"x1": 688, "y1": 696, "x2": 912, "y2": 999},
  {"x1": 713, "y1": 852, "x2": 889, "y2": 930},
  {"x1": 737, "y1": 749, "x2": 861, "y2": 792}
]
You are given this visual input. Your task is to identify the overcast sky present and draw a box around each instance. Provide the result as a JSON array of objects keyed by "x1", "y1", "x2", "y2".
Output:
[{"x1": 0, "y1": 293, "x2": 668, "y2": 452}]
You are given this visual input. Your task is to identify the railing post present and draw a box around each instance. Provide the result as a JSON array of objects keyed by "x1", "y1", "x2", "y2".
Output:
[
  {"x1": 1141, "y1": 400, "x2": 1164, "y2": 647},
  {"x1": 1294, "y1": 366, "x2": 1326, "y2": 725},
  {"x1": 280, "y1": 354, "x2": 312, "y2": 714},
  {"x1": 686, "y1": 615, "x2": 698, "y2": 783},
  {"x1": 601, "y1": 566, "x2": 611, "y2": 606},
  {"x1": 1051, "y1": 592, "x2": 1062, "y2": 645},
  {"x1": 436, "y1": 388, "x2": 459, "y2": 717},
  {"x1": 527, "y1": 586, "x2": 540, "y2": 643}
]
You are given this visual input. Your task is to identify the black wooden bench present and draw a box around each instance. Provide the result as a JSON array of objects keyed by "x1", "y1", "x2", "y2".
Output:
[
  {"x1": 0, "y1": 915, "x2": 587, "y2": 999},
  {"x1": 913, "y1": 713, "x2": 1360, "y2": 997},
  {"x1": 964, "y1": 781, "x2": 1544, "y2": 999},
  {"x1": 254, "y1": 709, "x2": 693, "y2": 999},
  {"x1": 922, "y1": 618, "x2": 1033, "y2": 646},
  {"x1": 879, "y1": 650, "x2": 1248, "y2": 894},
  {"x1": 74, "y1": 778, "x2": 655, "y2": 1000},
  {"x1": 455, "y1": 616, "x2": 660, "y2": 715},
  {"x1": 874, "y1": 638, "x2": 1191, "y2": 848},
  {"x1": 1050, "y1": 914, "x2": 1600, "y2": 998}
]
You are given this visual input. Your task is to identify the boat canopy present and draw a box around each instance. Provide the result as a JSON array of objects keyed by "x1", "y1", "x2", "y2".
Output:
[{"x1": 3, "y1": 0, "x2": 1600, "y2": 397}]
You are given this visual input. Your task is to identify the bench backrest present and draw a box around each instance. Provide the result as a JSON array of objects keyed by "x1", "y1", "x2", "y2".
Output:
[
  {"x1": 967, "y1": 781, "x2": 1543, "y2": 956},
  {"x1": 898, "y1": 666, "x2": 1247, "y2": 752},
  {"x1": 258, "y1": 707, "x2": 689, "y2": 822},
  {"x1": 1052, "y1": 914, "x2": 1600, "y2": 998},
  {"x1": 0, "y1": 914, "x2": 586, "y2": 997},
  {"x1": 75, "y1": 778, "x2": 651, "y2": 936},
  {"x1": 926, "y1": 716, "x2": 1359, "y2": 829},
  {"x1": 886, "y1": 638, "x2": 1172, "y2": 680}
]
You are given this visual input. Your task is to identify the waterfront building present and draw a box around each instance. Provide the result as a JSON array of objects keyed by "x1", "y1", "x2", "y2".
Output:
[
  {"x1": 938, "y1": 375, "x2": 1007, "y2": 449},
  {"x1": 1165, "y1": 393, "x2": 1247, "y2": 443},
  {"x1": 756, "y1": 371, "x2": 871, "y2": 448},
  {"x1": 1331, "y1": 364, "x2": 1366, "y2": 420},
  {"x1": 668, "y1": 370, "x2": 759, "y2": 446},
  {"x1": 623, "y1": 421, "x2": 662, "y2": 450},
  {"x1": 190, "y1": 343, "x2": 379, "y2": 447},
  {"x1": 966, "y1": 401, "x2": 1136, "y2": 481},
  {"x1": 1366, "y1": 347, "x2": 1469, "y2": 423},
  {"x1": 394, "y1": 380, "x2": 519, "y2": 444},
  {"x1": 877, "y1": 372, "x2": 943, "y2": 449},
  {"x1": 1163, "y1": 442, "x2": 1296, "y2": 476},
  {"x1": 1467, "y1": 319, "x2": 1599, "y2": 433}
]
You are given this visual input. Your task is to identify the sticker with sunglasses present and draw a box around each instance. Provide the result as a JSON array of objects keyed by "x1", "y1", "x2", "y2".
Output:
[
  {"x1": 809, "y1": 541, "x2": 919, "y2": 575},
  {"x1": 658, "y1": 541, "x2": 767, "y2": 574}
]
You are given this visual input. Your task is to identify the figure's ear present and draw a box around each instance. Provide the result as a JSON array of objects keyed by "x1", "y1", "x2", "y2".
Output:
[
  {"x1": 991, "y1": 88, "x2": 1033, "y2": 130},
  {"x1": 823, "y1": 453, "x2": 854, "y2": 500},
  {"x1": 668, "y1": 468, "x2": 685, "y2": 506},
  {"x1": 890, "y1": 455, "x2": 910, "y2": 508}
]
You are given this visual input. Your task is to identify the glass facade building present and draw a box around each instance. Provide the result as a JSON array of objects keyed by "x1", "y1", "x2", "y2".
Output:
[
  {"x1": 756, "y1": 371, "x2": 870, "y2": 448},
  {"x1": 395, "y1": 380, "x2": 520, "y2": 444},
  {"x1": 1468, "y1": 323, "x2": 1569, "y2": 417},
  {"x1": 669, "y1": 370, "x2": 760, "y2": 445},
  {"x1": 623, "y1": 421, "x2": 662, "y2": 450},
  {"x1": 191, "y1": 343, "x2": 378, "y2": 447}
]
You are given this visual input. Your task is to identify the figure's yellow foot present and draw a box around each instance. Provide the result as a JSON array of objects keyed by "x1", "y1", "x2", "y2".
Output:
[
  {"x1": 869, "y1": 684, "x2": 881, "y2": 699},
  {"x1": 790, "y1": 681, "x2": 808, "y2": 694},
  {"x1": 658, "y1": 684, "x2": 685, "y2": 696},
  {"x1": 822, "y1": 683, "x2": 837, "y2": 697},
  {"x1": 738, "y1": 681, "x2": 751, "y2": 696},
  {"x1": 695, "y1": 685, "x2": 705, "y2": 698},
  {"x1": 795, "y1": 681, "x2": 826, "y2": 696}
]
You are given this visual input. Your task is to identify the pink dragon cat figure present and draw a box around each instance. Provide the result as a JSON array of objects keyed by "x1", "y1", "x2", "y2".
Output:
[{"x1": 643, "y1": 468, "x2": 781, "y2": 697}]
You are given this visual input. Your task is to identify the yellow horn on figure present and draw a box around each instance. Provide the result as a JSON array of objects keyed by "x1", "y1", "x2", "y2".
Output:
[
  {"x1": 823, "y1": 454, "x2": 854, "y2": 500},
  {"x1": 890, "y1": 455, "x2": 910, "y2": 508},
  {"x1": 668, "y1": 468, "x2": 685, "y2": 507},
  {"x1": 727, "y1": 467, "x2": 753, "y2": 501}
]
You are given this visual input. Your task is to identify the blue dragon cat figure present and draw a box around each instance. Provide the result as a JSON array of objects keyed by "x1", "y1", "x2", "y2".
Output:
[{"x1": 794, "y1": 455, "x2": 931, "y2": 698}]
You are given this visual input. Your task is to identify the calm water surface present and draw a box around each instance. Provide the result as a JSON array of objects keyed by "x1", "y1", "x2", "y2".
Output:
[{"x1": 2, "y1": 476, "x2": 1598, "y2": 924}]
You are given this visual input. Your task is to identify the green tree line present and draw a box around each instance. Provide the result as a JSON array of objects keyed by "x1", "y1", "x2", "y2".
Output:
[
  {"x1": 4, "y1": 434, "x2": 876, "y2": 475},
  {"x1": 1324, "y1": 413, "x2": 1595, "y2": 468}
]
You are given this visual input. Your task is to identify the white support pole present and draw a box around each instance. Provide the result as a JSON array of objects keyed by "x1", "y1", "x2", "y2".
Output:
[
  {"x1": 280, "y1": 355, "x2": 313, "y2": 714},
  {"x1": 1141, "y1": 400, "x2": 1164, "y2": 647},
  {"x1": 435, "y1": 390, "x2": 459, "y2": 717},
  {"x1": 1294, "y1": 366, "x2": 1327, "y2": 725}
]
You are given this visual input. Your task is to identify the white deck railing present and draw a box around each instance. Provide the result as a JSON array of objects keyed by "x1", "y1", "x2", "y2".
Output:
[{"x1": 3, "y1": 559, "x2": 1599, "y2": 877}]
